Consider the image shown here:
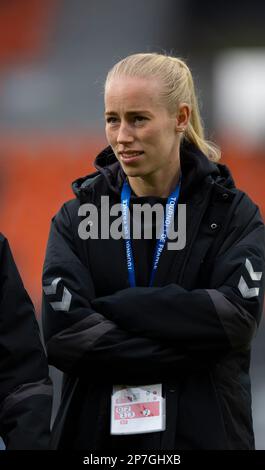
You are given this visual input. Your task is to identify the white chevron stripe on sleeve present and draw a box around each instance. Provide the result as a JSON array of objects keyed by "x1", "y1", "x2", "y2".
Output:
[
  {"x1": 238, "y1": 276, "x2": 260, "y2": 299},
  {"x1": 43, "y1": 277, "x2": 62, "y2": 295},
  {"x1": 245, "y1": 258, "x2": 262, "y2": 281},
  {"x1": 50, "y1": 287, "x2": 72, "y2": 312}
]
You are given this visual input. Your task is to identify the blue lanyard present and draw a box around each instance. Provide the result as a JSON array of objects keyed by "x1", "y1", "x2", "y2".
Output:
[{"x1": 121, "y1": 178, "x2": 181, "y2": 287}]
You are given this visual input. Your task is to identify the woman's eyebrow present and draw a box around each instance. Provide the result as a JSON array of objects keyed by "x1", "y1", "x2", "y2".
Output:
[{"x1": 105, "y1": 110, "x2": 152, "y2": 116}]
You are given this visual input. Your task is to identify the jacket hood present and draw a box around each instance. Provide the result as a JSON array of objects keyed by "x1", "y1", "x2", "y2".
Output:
[{"x1": 72, "y1": 140, "x2": 235, "y2": 201}]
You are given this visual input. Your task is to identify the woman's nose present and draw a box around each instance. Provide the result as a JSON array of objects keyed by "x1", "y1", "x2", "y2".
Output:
[{"x1": 117, "y1": 122, "x2": 134, "y2": 144}]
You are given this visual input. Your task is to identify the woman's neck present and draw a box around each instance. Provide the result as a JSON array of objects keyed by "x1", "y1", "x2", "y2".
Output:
[{"x1": 128, "y1": 164, "x2": 181, "y2": 198}]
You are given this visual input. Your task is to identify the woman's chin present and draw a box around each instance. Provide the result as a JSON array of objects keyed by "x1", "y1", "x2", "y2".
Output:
[{"x1": 121, "y1": 166, "x2": 145, "y2": 178}]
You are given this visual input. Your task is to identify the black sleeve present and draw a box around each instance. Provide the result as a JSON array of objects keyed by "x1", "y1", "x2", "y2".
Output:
[
  {"x1": 92, "y1": 197, "x2": 265, "y2": 354},
  {"x1": 0, "y1": 234, "x2": 52, "y2": 449}
]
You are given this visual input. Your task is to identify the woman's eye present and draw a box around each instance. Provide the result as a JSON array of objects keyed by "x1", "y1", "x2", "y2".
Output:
[
  {"x1": 106, "y1": 117, "x2": 118, "y2": 124},
  {"x1": 134, "y1": 116, "x2": 146, "y2": 123}
]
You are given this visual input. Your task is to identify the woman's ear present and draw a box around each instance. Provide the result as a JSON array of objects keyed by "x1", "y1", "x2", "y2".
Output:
[{"x1": 175, "y1": 103, "x2": 191, "y2": 132}]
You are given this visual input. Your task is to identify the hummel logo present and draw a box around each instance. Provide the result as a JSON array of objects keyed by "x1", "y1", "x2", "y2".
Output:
[
  {"x1": 245, "y1": 258, "x2": 262, "y2": 281},
  {"x1": 238, "y1": 258, "x2": 262, "y2": 299},
  {"x1": 43, "y1": 278, "x2": 72, "y2": 311},
  {"x1": 43, "y1": 277, "x2": 62, "y2": 295}
]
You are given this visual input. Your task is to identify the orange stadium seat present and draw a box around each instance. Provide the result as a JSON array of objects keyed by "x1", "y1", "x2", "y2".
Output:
[{"x1": 0, "y1": 0, "x2": 60, "y2": 63}]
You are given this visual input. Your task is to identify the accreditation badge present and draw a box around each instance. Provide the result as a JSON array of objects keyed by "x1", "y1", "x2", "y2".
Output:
[{"x1": 110, "y1": 384, "x2": 165, "y2": 435}]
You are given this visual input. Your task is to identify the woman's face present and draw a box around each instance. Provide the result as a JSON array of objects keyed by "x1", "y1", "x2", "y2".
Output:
[{"x1": 104, "y1": 76, "x2": 182, "y2": 179}]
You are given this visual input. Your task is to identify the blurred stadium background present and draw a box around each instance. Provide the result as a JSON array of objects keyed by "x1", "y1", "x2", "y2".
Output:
[{"x1": 0, "y1": 0, "x2": 264, "y2": 449}]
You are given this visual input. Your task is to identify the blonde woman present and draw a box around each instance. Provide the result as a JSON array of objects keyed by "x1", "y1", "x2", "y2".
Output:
[{"x1": 42, "y1": 53, "x2": 265, "y2": 450}]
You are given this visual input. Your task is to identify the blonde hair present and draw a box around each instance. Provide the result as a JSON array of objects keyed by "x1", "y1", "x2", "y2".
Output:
[{"x1": 105, "y1": 53, "x2": 220, "y2": 162}]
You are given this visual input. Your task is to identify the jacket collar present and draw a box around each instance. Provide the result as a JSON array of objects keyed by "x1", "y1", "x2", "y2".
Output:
[{"x1": 72, "y1": 140, "x2": 235, "y2": 202}]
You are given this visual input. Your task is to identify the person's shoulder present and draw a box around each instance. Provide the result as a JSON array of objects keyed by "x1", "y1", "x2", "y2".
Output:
[
  {"x1": 0, "y1": 233, "x2": 10, "y2": 252},
  {"x1": 0, "y1": 233, "x2": 6, "y2": 258},
  {"x1": 0, "y1": 235, "x2": 15, "y2": 269},
  {"x1": 232, "y1": 188, "x2": 263, "y2": 225},
  {"x1": 0, "y1": 232, "x2": 6, "y2": 243},
  {"x1": 219, "y1": 188, "x2": 264, "y2": 252},
  {"x1": 63, "y1": 197, "x2": 82, "y2": 213},
  {"x1": 52, "y1": 198, "x2": 80, "y2": 228},
  {"x1": 72, "y1": 172, "x2": 108, "y2": 202},
  {"x1": 214, "y1": 163, "x2": 262, "y2": 223}
]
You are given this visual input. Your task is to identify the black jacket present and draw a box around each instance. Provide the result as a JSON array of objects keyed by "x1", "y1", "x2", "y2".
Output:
[
  {"x1": 0, "y1": 234, "x2": 52, "y2": 449},
  {"x1": 42, "y1": 142, "x2": 265, "y2": 450}
]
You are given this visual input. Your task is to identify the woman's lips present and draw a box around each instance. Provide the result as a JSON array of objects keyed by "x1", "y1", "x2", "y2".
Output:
[{"x1": 120, "y1": 151, "x2": 144, "y2": 163}]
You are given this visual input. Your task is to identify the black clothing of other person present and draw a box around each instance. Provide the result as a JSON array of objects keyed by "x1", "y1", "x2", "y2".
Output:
[{"x1": 0, "y1": 234, "x2": 52, "y2": 449}]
